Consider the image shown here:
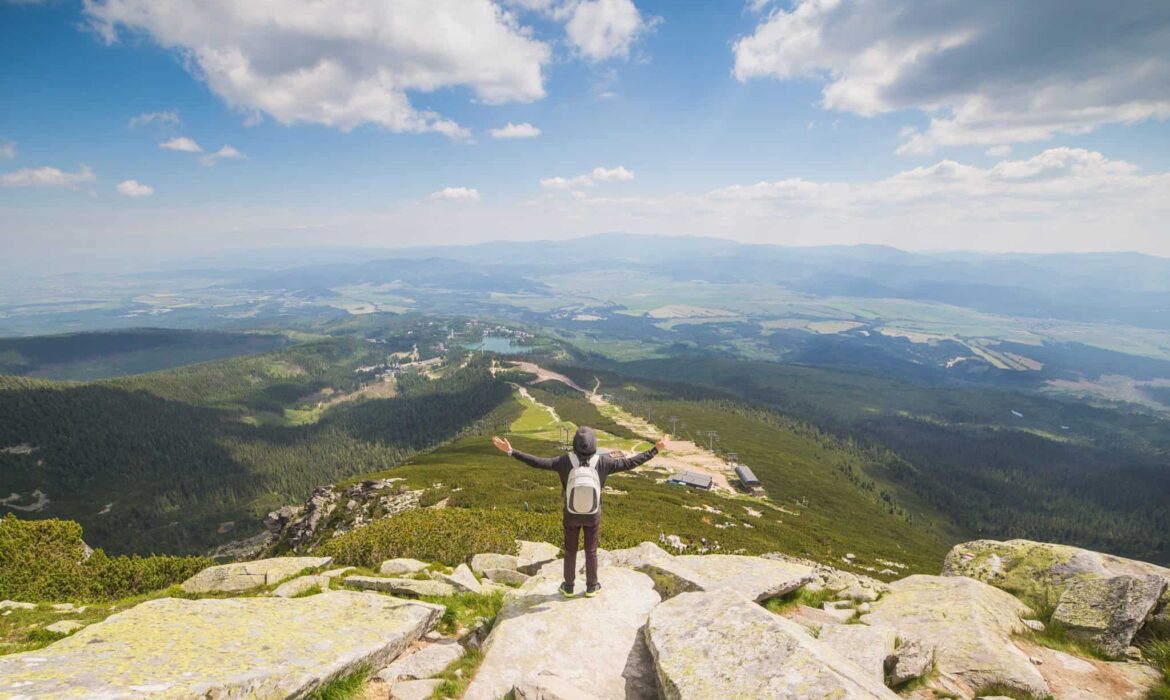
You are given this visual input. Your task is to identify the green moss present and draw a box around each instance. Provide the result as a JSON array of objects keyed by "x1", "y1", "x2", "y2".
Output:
[
  {"x1": 419, "y1": 590, "x2": 504, "y2": 636},
  {"x1": 762, "y1": 587, "x2": 835, "y2": 615},
  {"x1": 970, "y1": 682, "x2": 1051, "y2": 700},
  {"x1": 291, "y1": 584, "x2": 324, "y2": 598}
]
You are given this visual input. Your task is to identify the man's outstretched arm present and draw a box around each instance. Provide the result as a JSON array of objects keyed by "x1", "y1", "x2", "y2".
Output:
[
  {"x1": 606, "y1": 437, "x2": 668, "y2": 474},
  {"x1": 492, "y1": 436, "x2": 560, "y2": 470}
]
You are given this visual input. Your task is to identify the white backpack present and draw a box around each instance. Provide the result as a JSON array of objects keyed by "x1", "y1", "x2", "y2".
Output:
[{"x1": 565, "y1": 453, "x2": 602, "y2": 515}]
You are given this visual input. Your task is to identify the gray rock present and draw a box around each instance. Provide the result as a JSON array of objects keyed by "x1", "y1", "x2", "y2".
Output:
[
  {"x1": 470, "y1": 552, "x2": 522, "y2": 574},
  {"x1": 780, "y1": 603, "x2": 848, "y2": 632},
  {"x1": 434, "y1": 563, "x2": 482, "y2": 594},
  {"x1": 390, "y1": 678, "x2": 443, "y2": 700},
  {"x1": 514, "y1": 671, "x2": 604, "y2": 700},
  {"x1": 180, "y1": 556, "x2": 332, "y2": 593},
  {"x1": 271, "y1": 574, "x2": 330, "y2": 598},
  {"x1": 1052, "y1": 574, "x2": 1167, "y2": 658},
  {"x1": 515, "y1": 541, "x2": 561, "y2": 574},
  {"x1": 0, "y1": 600, "x2": 36, "y2": 611},
  {"x1": 320, "y1": 566, "x2": 355, "y2": 579},
  {"x1": 44, "y1": 620, "x2": 84, "y2": 634},
  {"x1": 887, "y1": 639, "x2": 934, "y2": 686},
  {"x1": 861, "y1": 575, "x2": 1049, "y2": 698},
  {"x1": 0, "y1": 591, "x2": 441, "y2": 698},
  {"x1": 380, "y1": 558, "x2": 430, "y2": 576},
  {"x1": 377, "y1": 640, "x2": 465, "y2": 681},
  {"x1": 484, "y1": 568, "x2": 530, "y2": 586},
  {"x1": 463, "y1": 567, "x2": 660, "y2": 700},
  {"x1": 817, "y1": 623, "x2": 897, "y2": 683},
  {"x1": 821, "y1": 603, "x2": 856, "y2": 622},
  {"x1": 1022, "y1": 618, "x2": 1045, "y2": 632},
  {"x1": 344, "y1": 576, "x2": 456, "y2": 598},
  {"x1": 943, "y1": 539, "x2": 1170, "y2": 612},
  {"x1": 646, "y1": 588, "x2": 898, "y2": 699},
  {"x1": 642, "y1": 553, "x2": 816, "y2": 602}
]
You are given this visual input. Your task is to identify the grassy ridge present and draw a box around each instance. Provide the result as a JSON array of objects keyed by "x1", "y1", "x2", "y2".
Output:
[{"x1": 326, "y1": 388, "x2": 949, "y2": 574}]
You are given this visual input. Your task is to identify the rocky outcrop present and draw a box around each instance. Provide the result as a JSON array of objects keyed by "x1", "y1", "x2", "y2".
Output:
[
  {"x1": 470, "y1": 540, "x2": 559, "y2": 576},
  {"x1": 0, "y1": 591, "x2": 442, "y2": 698},
  {"x1": 646, "y1": 588, "x2": 898, "y2": 699},
  {"x1": 463, "y1": 567, "x2": 661, "y2": 700},
  {"x1": 180, "y1": 556, "x2": 332, "y2": 593},
  {"x1": 1052, "y1": 574, "x2": 1166, "y2": 658},
  {"x1": 943, "y1": 539, "x2": 1170, "y2": 609},
  {"x1": 861, "y1": 574, "x2": 1050, "y2": 699},
  {"x1": 265, "y1": 479, "x2": 421, "y2": 552}
]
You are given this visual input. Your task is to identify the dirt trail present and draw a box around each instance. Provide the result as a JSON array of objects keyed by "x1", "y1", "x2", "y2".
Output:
[{"x1": 510, "y1": 361, "x2": 740, "y2": 495}]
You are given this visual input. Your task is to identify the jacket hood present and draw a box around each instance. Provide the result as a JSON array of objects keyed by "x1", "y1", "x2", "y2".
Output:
[{"x1": 572, "y1": 426, "x2": 597, "y2": 457}]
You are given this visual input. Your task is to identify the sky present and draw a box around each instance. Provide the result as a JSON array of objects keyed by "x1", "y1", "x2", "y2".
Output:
[{"x1": 2, "y1": 0, "x2": 1170, "y2": 272}]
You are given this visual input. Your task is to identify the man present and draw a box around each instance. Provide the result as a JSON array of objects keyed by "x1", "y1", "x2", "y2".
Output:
[{"x1": 492, "y1": 427, "x2": 666, "y2": 597}]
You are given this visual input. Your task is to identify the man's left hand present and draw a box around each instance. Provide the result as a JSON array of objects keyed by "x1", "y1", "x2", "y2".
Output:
[{"x1": 655, "y1": 436, "x2": 668, "y2": 451}]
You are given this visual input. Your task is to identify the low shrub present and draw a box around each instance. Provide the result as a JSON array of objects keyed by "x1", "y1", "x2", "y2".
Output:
[{"x1": 0, "y1": 514, "x2": 210, "y2": 602}]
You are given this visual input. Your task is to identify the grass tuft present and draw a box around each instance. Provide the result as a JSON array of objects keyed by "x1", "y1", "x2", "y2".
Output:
[{"x1": 304, "y1": 666, "x2": 370, "y2": 700}]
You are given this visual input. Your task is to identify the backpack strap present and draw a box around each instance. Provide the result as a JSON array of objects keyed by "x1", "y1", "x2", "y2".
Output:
[
  {"x1": 587, "y1": 455, "x2": 601, "y2": 469},
  {"x1": 567, "y1": 452, "x2": 580, "y2": 468}
]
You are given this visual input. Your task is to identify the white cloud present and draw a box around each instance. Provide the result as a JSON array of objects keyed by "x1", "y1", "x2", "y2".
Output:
[
  {"x1": 0, "y1": 142, "x2": 14, "y2": 160},
  {"x1": 129, "y1": 110, "x2": 180, "y2": 128},
  {"x1": 541, "y1": 165, "x2": 634, "y2": 188},
  {"x1": 733, "y1": 0, "x2": 1170, "y2": 153},
  {"x1": 0, "y1": 165, "x2": 95, "y2": 188},
  {"x1": 199, "y1": 145, "x2": 246, "y2": 166},
  {"x1": 429, "y1": 186, "x2": 482, "y2": 203},
  {"x1": 85, "y1": 0, "x2": 551, "y2": 139},
  {"x1": 159, "y1": 136, "x2": 203, "y2": 153},
  {"x1": 490, "y1": 122, "x2": 542, "y2": 139},
  {"x1": 985, "y1": 145, "x2": 1012, "y2": 158},
  {"x1": 115, "y1": 179, "x2": 154, "y2": 197},
  {"x1": 564, "y1": 0, "x2": 654, "y2": 62}
]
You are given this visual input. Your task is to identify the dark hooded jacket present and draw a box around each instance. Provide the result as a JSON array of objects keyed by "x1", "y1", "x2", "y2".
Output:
[{"x1": 509, "y1": 426, "x2": 658, "y2": 524}]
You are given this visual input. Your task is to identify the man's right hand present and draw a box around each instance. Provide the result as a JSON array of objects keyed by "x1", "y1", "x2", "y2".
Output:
[{"x1": 492, "y1": 436, "x2": 513, "y2": 454}]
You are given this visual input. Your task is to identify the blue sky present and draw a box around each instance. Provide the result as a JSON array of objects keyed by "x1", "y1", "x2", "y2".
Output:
[{"x1": 2, "y1": 0, "x2": 1170, "y2": 271}]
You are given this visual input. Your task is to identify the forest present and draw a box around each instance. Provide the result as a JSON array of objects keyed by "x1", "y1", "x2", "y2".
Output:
[{"x1": 0, "y1": 347, "x2": 513, "y2": 554}]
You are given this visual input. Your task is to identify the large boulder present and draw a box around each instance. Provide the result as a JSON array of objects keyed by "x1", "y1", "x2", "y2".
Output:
[
  {"x1": 861, "y1": 574, "x2": 1049, "y2": 699},
  {"x1": 381, "y1": 558, "x2": 430, "y2": 576},
  {"x1": 516, "y1": 540, "x2": 560, "y2": 574},
  {"x1": 943, "y1": 539, "x2": 1170, "y2": 610},
  {"x1": 0, "y1": 591, "x2": 441, "y2": 697},
  {"x1": 646, "y1": 588, "x2": 898, "y2": 699},
  {"x1": 1051, "y1": 574, "x2": 1166, "y2": 658},
  {"x1": 470, "y1": 552, "x2": 522, "y2": 574},
  {"x1": 180, "y1": 556, "x2": 332, "y2": 593},
  {"x1": 462, "y1": 567, "x2": 660, "y2": 700},
  {"x1": 433, "y1": 563, "x2": 482, "y2": 594}
]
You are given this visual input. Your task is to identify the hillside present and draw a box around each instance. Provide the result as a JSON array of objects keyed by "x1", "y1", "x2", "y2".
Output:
[{"x1": 0, "y1": 342, "x2": 513, "y2": 554}]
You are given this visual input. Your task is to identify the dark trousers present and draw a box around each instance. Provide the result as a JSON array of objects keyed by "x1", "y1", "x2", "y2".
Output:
[{"x1": 563, "y1": 519, "x2": 600, "y2": 587}]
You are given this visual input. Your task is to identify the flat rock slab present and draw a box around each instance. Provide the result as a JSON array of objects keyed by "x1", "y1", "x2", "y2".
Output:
[
  {"x1": 470, "y1": 552, "x2": 521, "y2": 574},
  {"x1": 434, "y1": 563, "x2": 482, "y2": 594},
  {"x1": 861, "y1": 574, "x2": 1049, "y2": 699},
  {"x1": 463, "y1": 567, "x2": 661, "y2": 700},
  {"x1": 1016, "y1": 639, "x2": 1162, "y2": 700},
  {"x1": 381, "y1": 558, "x2": 430, "y2": 576},
  {"x1": 646, "y1": 589, "x2": 897, "y2": 699},
  {"x1": 345, "y1": 576, "x2": 456, "y2": 598},
  {"x1": 1052, "y1": 574, "x2": 1166, "y2": 658},
  {"x1": 180, "y1": 556, "x2": 332, "y2": 593},
  {"x1": 646, "y1": 553, "x2": 816, "y2": 602},
  {"x1": 515, "y1": 540, "x2": 560, "y2": 574},
  {"x1": 377, "y1": 640, "x2": 465, "y2": 681},
  {"x1": 514, "y1": 671, "x2": 605, "y2": 699},
  {"x1": 0, "y1": 591, "x2": 441, "y2": 698},
  {"x1": 390, "y1": 678, "x2": 443, "y2": 700}
]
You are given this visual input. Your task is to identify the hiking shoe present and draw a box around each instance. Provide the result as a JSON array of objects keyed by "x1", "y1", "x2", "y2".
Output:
[
  {"x1": 559, "y1": 582, "x2": 576, "y2": 598},
  {"x1": 585, "y1": 583, "x2": 602, "y2": 598}
]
